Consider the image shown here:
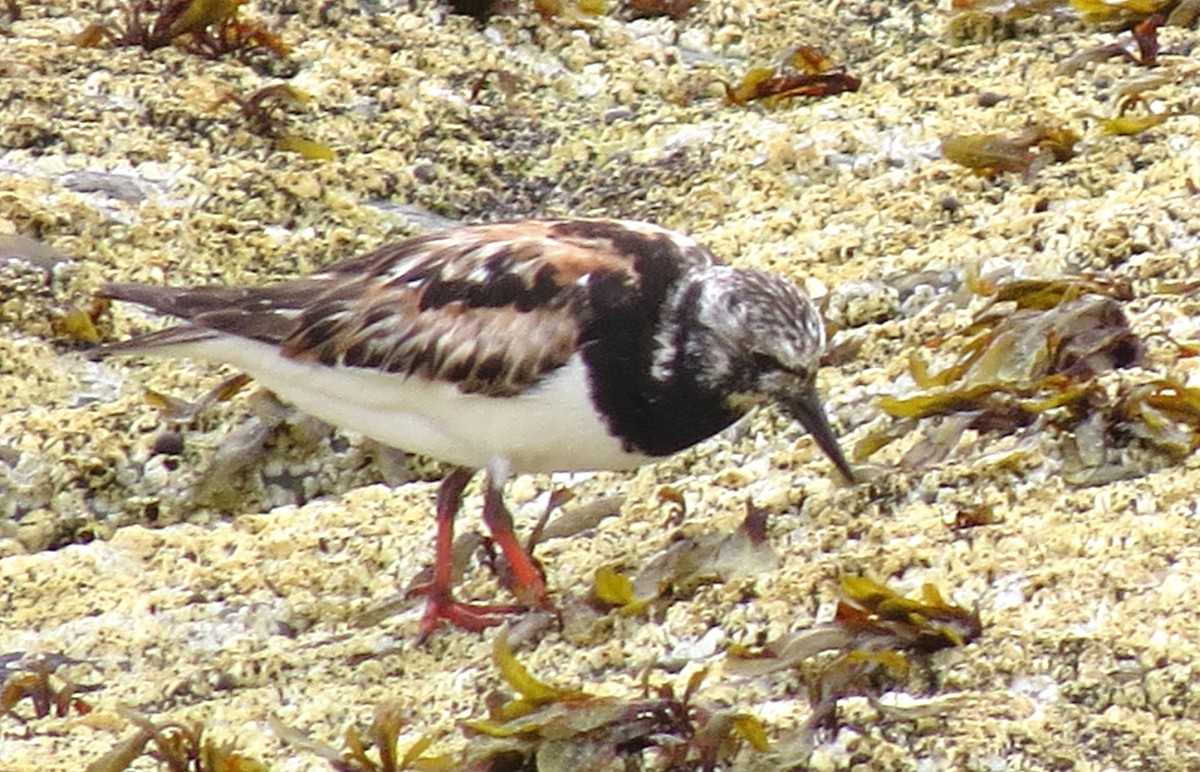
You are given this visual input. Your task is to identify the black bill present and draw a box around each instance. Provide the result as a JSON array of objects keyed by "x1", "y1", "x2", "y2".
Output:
[{"x1": 784, "y1": 386, "x2": 857, "y2": 484}]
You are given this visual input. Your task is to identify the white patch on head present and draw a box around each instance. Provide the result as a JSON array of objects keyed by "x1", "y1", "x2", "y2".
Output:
[
  {"x1": 648, "y1": 316, "x2": 680, "y2": 383},
  {"x1": 672, "y1": 265, "x2": 827, "y2": 393},
  {"x1": 647, "y1": 268, "x2": 711, "y2": 384}
]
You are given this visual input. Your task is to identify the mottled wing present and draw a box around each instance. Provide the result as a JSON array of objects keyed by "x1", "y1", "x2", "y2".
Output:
[{"x1": 99, "y1": 219, "x2": 718, "y2": 397}]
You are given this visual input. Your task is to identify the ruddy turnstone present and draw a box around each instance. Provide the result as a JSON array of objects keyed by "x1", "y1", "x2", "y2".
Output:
[{"x1": 95, "y1": 218, "x2": 855, "y2": 637}]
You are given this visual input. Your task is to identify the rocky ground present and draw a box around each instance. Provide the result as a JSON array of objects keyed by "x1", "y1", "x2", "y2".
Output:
[{"x1": 2, "y1": 0, "x2": 1200, "y2": 769}]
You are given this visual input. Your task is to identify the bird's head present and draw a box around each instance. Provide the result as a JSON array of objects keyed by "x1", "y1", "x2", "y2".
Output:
[{"x1": 688, "y1": 267, "x2": 856, "y2": 483}]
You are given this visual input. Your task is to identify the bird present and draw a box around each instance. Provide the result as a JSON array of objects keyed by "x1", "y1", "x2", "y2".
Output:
[{"x1": 93, "y1": 218, "x2": 856, "y2": 638}]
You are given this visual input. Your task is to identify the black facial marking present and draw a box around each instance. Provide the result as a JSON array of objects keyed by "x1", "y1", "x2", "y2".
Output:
[{"x1": 577, "y1": 242, "x2": 740, "y2": 457}]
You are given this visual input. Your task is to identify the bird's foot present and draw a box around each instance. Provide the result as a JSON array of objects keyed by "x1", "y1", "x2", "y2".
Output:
[{"x1": 417, "y1": 592, "x2": 528, "y2": 641}]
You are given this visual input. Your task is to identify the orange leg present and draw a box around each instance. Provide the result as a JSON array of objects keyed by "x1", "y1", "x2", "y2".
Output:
[
  {"x1": 482, "y1": 477, "x2": 549, "y2": 607},
  {"x1": 418, "y1": 467, "x2": 528, "y2": 640}
]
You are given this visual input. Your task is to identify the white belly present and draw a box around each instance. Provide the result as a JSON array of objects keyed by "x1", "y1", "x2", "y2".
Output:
[{"x1": 151, "y1": 336, "x2": 655, "y2": 474}]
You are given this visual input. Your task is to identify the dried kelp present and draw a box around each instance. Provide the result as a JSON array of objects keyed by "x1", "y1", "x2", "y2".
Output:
[
  {"x1": 1, "y1": 652, "x2": 98, "y2": 722},
  {"x1": 88, "y1": 706, "x2": 265, "y2": 772},
  {"x1": 727, "y1": 576, "x2": 980, "y2": 677},
  {"x1": 859, "y1": 274, "x2": 1200, "y2": 479},
  {"x1": 273, "y1": 702, "x2": 450, "y2": 772},
  {"x1": 723, "y1": 45, "x2": 861, "y2": 107},
  {"x1": 948, "y1": 0, "x2": 1197, "y2": 43},
  {"x1": 52, "y1": 295, "x2": 111, "y2": 344},
  {"x1": 212, "y1": 84, "x2": 335, "y2": 160},
  {"x1": 1098, "y1": 95, "x2": 1182, "y2": 136},
  {"x1": 625, "y1": 0, "x2": 700, "y2": 19},
  {"x1": 1053, "y1": 14, "x2": 1194, "y2": 135},
  {"x1": 1068, "y1": 0, "x2": 1178, "y2": 25},
  {"x1": 1118, "y1": 379, "x2": 1200, "y2": 455},
  {"x1": 1057, "y1": 12, "x2": 1165, "y2": 73},
  {"x1": 872, "y1": 277, "x2": 1139, "y2": 428},
  {"x1": 299, "y1": 580, "x2": 974, "y2": 769},
  {"x1": 446, "y1": 0, "x2": 606, "y2": 23},
  {"x1": 941, "y1": 124, "x2": 1080, "y2": 178},
  {"x1": 76, "y1": 0, "x2": 289, "y2": 60},
  {"x1": 591, "y1": 501, "x2": 777, "y2": 616},
  {"x1": 457, "y1": 631, "x2": 767, "y2": 770},
  {"x1": 142, "y1": 372, "x2": 253, "y2": 424},
  {"x1": 728, "y1": 576, "x2": 981, "y2": 765}
]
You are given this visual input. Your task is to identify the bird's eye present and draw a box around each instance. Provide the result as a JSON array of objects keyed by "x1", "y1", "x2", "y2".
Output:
[{"x1": 752, "y1": 352, "x2": 781, "y2": 372}]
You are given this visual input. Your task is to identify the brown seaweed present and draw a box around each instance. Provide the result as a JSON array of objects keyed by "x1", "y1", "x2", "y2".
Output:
[
  {"x1": 859, "y1": 274, "x2": 1200, "y2": 478},
  {"x1": 625, "y1": 0, "x2": 700, "y2": 18},
  {"x1": 212, "y1": 84, "x2": 336, "y2": 160},
  {"x1": 1, "y1": 653, "x2": 97, "y2": 722},
  {"x1": 76, "y1": 0, "x2": 289, "y2": 60},
  {"x1": 273, "y1": 702, "x2": 450, "y2": 771},
  {"x1": 941, "y1": 124, "x2": 1080, "y2": 178},
  {"x1": 724, "y1": 46, "x2": 861, "y2": 107},
  {"x1": 728, "y1": 576, "x2": 981, "y2": 765},
  {"x1": 591, "y1": 501, "x2": 777, "y2": 616},
  {"x1": 87, "y1": 707, "x2": 266, "y2": 772},
  {"x1": 458, "y1": 631, "x2": 767, "y2": 770}
]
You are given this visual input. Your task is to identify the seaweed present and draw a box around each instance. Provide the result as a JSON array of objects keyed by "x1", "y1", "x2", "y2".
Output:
[
  {"x1": 723, "y1": 46, "x2": 861, "y2": 107},
  {"x1": 467, "y1": 69, "x2": 521, "y2": 103},
  {"x1": 1068, "y1": 0, "x2": 1171, "y2": 25},
  {"x1": 861, "y1": 276, "x2": 1141, "y2": 460},
  {"x1": 444, "y1": 0, "x2": 511, "y2": 21},
  {"x1": 143, "y1": 372, "x2": 253, "y2": 423},
  {"x1": 273, "y1": 703, "x2": 450, "y2": 771},
  {"x1": 726, "y1": 576, "x2": 981, "y2": 677},
  {"x1": 457, "y1": 631, "x2": 767, "y2": 770},
  {"x1": 590, "y1": 500, "x2": 777, "y2": 617},
  {"x1": 446, "y1": 0, "x2": 605, "y2": 23},
  {"x1": 857, "y1": 273, "x2": 1200, "y2": 479},
  {"x1": 76, "y1": 0, "x2": 289, "y2": 60},
  {"x1": 625, "y1": 0, "x2": 701, "y2": 19},
  {"x1": 1056, "y1": 12, "x2": 1165, "y2": 73},
  {"x1": 728, "y1": 576, "x2": 981, "y2": 765},
  {"x1": 944, "y1": 0, "x2": 1067, "y2": 45},
  {"x1": 946, "y1": 0, "x2": 1194, "y2": 46},
  {"x1": 212, "y1": 83, "x2": 308, "y2": 134},
  {"x1": 532, "y1": 0, "x2": 607, "y2": 21},
  {"x1": 281, "y1": 630, "x2": 768, "y2": 770},
  {"x1": 941, "y1": 123, "x2": 1080, "y2": 178},
  {"x1": 1, "y1": 652, "x2": 98, "y2": 722},
  {"x1": 1097, "y1": 92, "x2": 1182, "y2": 136},
  {"x1": 1118, "y1": 379, "x2": 1200, "y2": 455},
  {"x1": 211, "y1": 83, "x2": 336, "y2": 159},
  {"x1": 87, "y1": 707, "x2": 265, "y2": 772},
  {"x1": 52, "y1": 295, "x2": 111, "y2": 344}
]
